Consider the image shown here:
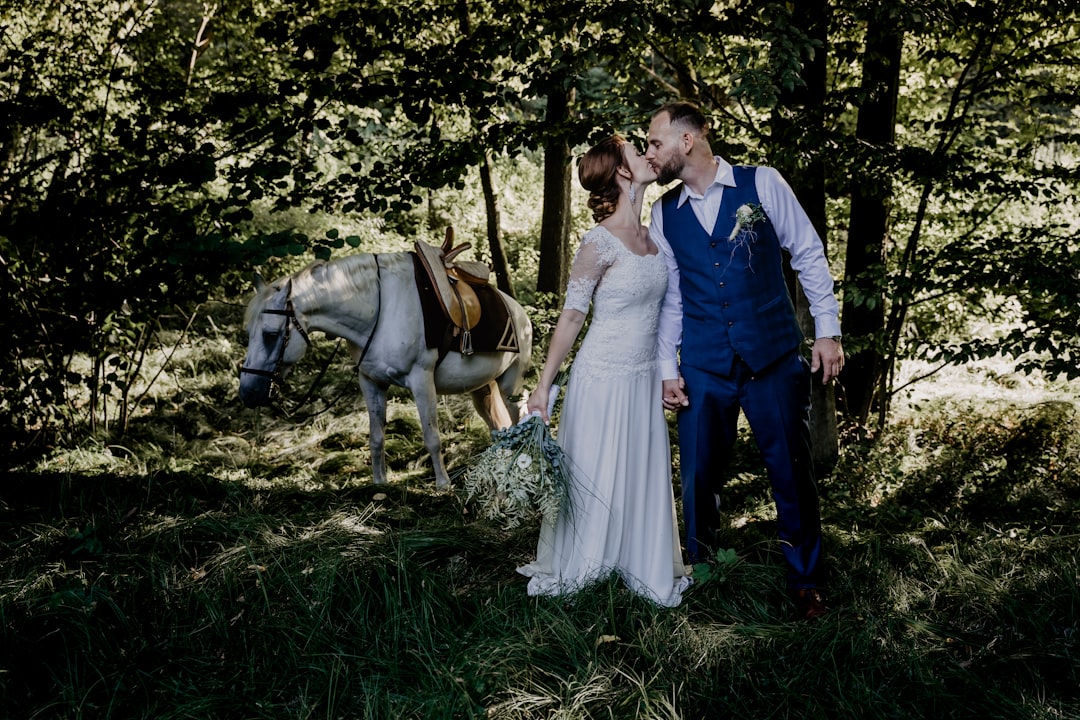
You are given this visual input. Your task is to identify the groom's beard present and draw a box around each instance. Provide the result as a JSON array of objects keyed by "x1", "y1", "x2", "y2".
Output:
[{"x1": 655, "y1": 156, "x2": 684, "y2": 185}]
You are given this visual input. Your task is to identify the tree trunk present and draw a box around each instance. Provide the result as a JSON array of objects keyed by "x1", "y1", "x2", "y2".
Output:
[
  {"x1": 536, "y1": 85, "x2": 574, "y2": 303},
  {"x1": 456, "y1": 0, "x2": 514, "y2": 299},
  {"x1": 840, "y1": 11, "x2": 904, "y2": 425},
  {"x1": 770, "y1": 0, "x2": 838, "y2": 473},
  {"x1": 479, "y1": 151, "x2": 515, "y2": 298}
]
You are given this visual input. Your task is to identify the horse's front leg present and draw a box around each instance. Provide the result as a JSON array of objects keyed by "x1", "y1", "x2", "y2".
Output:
[
  {"x1": 358, "y1": 375, "x2": 390, "y2": 485},
  {"x1": 409, "y1": 370, "x2": 451, "y2": 489}
]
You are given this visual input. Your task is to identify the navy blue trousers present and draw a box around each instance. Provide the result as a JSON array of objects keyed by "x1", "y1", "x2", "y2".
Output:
[{"x1": 678, "y1": 351, "x2": 823, "y2": 589}]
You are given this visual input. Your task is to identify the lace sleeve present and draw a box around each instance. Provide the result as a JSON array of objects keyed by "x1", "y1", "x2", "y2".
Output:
[{"x1": 563, "y1": 228, "x2": 616, "y2": 314}]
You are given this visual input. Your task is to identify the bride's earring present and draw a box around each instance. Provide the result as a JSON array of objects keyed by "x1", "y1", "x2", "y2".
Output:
[{"x1": 629, "y1": 183, "x2": 636, "y2": 205}]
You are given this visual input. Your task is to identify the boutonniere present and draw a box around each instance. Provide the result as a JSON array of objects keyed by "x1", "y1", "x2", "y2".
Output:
[{"x1": 728, "y1": 202, "x2": 768, "y2": 242}]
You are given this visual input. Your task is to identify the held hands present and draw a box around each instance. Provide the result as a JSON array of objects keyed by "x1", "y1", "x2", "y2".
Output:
[
  {"x1": 811, "y1": 337, "x2": 845, "y2": 384},
  {"x1": 659, "y1": 341, "x2": 841, "y2": 408},
  {"x1": 662, "y1": 376, "x2": 688, "y2": 411}
]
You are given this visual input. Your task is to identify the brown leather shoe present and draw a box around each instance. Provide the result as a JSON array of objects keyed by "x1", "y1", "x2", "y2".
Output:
[{"x1": 793, "y1": 588, "x2": 828, "y2": 621}]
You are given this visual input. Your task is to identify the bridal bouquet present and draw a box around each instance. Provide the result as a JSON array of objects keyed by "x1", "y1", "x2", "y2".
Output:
[{"x1": 461, "y1": 375, "x2": 574, "y2": 529}]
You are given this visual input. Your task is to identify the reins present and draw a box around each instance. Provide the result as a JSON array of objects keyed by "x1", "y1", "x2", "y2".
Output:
[{"x1": 352, "y1": 253, "x2": 383, "y2": 371}]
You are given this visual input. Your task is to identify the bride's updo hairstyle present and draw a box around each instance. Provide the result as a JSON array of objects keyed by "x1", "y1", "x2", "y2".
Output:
[{"x1": 578, "y1": 135, "x2": 628, "y2": 223}]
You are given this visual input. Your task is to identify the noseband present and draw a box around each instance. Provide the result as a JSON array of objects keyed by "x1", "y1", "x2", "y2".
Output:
[{"x1": 239, "y1": 293, "x2": 310, "y2": 400}]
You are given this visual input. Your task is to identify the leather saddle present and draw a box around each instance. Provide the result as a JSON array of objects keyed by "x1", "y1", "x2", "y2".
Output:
[{"x1": 415, "y1": 227, "x2": 491, "y2": 355}]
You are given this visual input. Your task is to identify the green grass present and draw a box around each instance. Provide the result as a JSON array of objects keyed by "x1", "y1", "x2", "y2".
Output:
[{"x1": 2, "y1": 326, "x2": 1078, "y2": 718}]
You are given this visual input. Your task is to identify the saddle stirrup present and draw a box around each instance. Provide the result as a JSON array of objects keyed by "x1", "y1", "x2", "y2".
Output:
[{"x1": 449, "y1": 278, "x2": 474, "y2": 355}]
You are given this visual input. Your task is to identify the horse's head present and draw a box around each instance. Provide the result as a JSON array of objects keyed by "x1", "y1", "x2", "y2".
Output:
[{"x1": 239, "y1": 275, "x2": 311, "y2": 408}]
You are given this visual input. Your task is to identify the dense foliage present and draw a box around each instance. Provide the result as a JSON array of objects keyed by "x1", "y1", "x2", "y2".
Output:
[{"x1": 1, "y1": 0, "x2": 1077, "y2": 454}]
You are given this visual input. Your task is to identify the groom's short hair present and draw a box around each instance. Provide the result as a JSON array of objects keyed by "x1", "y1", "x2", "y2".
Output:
[{"x1": 656, "y1": 101, "x2": 709, "y2": 137}]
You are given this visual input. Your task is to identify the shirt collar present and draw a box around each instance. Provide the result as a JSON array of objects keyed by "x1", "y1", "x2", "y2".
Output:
[{"x1": 677, "y1": 156, "x2": 734, "y2": 207}]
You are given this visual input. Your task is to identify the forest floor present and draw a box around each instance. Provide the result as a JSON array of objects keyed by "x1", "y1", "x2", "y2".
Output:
[{"x1": 2, "y1": 312, "x2": 1078, "y2": 719}]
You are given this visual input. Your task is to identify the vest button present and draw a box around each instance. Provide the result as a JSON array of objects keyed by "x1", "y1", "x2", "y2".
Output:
[
  {"x1": 728, "y1": 321, "x2": 734, "y2": 327},
  {"x1": 714, "y1": 262, "x2": 720, "y2": 267},
  {"x1": 719, "y1": 282, "x2": 726, "y2": 288},
  {"x1": 710, "y1": 242, "x2": 716, "y2": 247}
]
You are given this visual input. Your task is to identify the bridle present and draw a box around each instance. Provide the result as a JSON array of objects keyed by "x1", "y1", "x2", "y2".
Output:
[
  {"x1": 239, "y1": 255, "x2": 383, "y2": 412},
  {"x1": 239, "y1": 281, "x2": 311, "y2": 401}
]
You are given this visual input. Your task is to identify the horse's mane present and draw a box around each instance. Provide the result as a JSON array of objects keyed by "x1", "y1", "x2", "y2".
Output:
[
  {"x1": 245, "y1": 252, "x2": 410, "y2": 327},
  {"x1": 296, "y1": 255, "x2": 377, "y2": 314},
  {"x1": 243, "y1": 260, "x2": 334, "y2": 328}
]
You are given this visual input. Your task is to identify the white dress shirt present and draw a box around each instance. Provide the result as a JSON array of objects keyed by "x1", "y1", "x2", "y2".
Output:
[{"x1": 649, "y1": 157, "x2": 842, "y2": 380}]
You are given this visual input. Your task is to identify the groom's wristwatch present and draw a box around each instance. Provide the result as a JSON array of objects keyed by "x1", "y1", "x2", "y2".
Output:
[{"x1": 824, "y1": 336, "x2": 842, "y2": 343}]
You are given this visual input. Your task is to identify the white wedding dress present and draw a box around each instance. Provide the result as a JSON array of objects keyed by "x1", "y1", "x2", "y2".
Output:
[{"x1": 517, "y1": 226, "x2": 692, "y2": 607}]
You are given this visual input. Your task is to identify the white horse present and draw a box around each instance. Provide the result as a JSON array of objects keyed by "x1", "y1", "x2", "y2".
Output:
[{"x1": 238, "y1": 252, "x2": 533, "y2": 488}]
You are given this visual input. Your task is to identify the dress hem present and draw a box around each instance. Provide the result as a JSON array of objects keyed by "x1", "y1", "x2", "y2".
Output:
[{"x1": 516, "y1": 564, "x2": 693, "y2": 608}]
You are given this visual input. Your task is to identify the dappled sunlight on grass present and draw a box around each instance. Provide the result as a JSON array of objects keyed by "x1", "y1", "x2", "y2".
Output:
[
  {"x1": 32, "y1": 443, "x2": 136, "y2": 475},
  {"x1": 895, "y1": 357, "x2": 1077, "y2": 407},
  {"x1": 3, "y1": 310, "x2": 1080, "y2": 718}
]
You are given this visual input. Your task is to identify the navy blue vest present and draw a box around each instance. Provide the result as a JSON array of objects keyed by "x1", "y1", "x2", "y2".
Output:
[{"x1": 661, "y1": 165, "x2": 803, "y2": 374}]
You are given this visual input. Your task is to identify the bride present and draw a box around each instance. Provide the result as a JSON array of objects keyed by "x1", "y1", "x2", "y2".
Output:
[{"x1": 517, "y1": 135, "x2": 692, "y2": 607}]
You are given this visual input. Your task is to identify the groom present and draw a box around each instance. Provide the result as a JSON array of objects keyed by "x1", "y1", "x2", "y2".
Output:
[{"x1": 645, "y1": 101, "x2": 843, "y2": 620}]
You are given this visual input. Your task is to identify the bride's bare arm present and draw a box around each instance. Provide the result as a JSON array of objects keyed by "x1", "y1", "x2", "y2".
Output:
[{"x1": 526, "y1": 309, "x2": 586, "y2": 421}]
